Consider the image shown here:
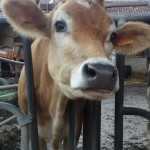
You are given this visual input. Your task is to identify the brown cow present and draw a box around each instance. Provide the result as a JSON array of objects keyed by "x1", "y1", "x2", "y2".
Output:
[{"x1": 2, "y1": 0, "x2": 150, "y2": 149}]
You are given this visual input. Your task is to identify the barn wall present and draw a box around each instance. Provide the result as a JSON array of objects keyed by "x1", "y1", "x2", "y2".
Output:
[
  {"x1": 0, "y1": 23, "x2": 14, "y2": 48},
  {"x1": 125, "y1": 57, "x2": 147, "y2": 73}
]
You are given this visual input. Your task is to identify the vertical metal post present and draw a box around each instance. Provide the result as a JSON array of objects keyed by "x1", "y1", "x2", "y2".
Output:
[
  {"x1": 114, "y1": 19, "x2": 126, "y2": 150},
  {"x1": 146, "y1": 48, "x2": 150, "y2": 86},
  {"x1": 83, "y1": 101, "x2": 94, "y2": 150},
  {"x1": 21, "y1": 125, "x2": 29, "y2": 150},
  {"x1": 114, "y1": 54, "x2": 124, "y2": 150},
  {"x1": 83, "y1": 100, "x2": 101, "y2": 150},
  {"x1": 23, "y1": 38, "x2": 39, "y2": 150},
  {"x1": 146, "y1": 48, "x2": 150, "y2": 131},
  {"x1": 69, "y1": 100, "x2": 77, "y2": 150},
  {"x1": 92, "y1": 101, "x2": 101, "y2": 150}
]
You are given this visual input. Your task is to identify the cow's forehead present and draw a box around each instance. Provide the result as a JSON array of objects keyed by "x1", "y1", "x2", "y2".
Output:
[{"x1": 53, "y1": 0, "x2": 113, "y2": 39}]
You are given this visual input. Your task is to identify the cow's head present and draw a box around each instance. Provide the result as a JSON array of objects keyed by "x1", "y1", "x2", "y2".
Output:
[{"x1": 2, "y1": 0, "x2": 150, "y2": 100}]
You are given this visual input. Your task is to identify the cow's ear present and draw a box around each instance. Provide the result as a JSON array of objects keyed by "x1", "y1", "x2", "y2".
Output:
[
  {"x1": 112, "y1": 22, "x2": 150, "y2": 55},
  {"x1": 2, "y1": 0, "x2": 50, "y2": 38}
]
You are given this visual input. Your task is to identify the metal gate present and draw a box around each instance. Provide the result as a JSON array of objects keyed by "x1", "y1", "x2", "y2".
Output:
[{"x1": 0, "y1": 38, "x2": 40, "y2": 150}]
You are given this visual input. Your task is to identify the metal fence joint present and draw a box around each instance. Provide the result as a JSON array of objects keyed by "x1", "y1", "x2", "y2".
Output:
[{"x1": 18, "y1": 115, "x2": 33, "y2": 127}]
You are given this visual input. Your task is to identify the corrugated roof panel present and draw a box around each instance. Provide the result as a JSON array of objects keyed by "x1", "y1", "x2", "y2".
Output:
[{"x1": 107, "y1": 6, "x2": 150, "y2": 13}]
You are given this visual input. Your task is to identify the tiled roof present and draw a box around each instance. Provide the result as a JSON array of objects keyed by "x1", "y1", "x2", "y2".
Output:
[
  {"x1": 38, "y1": 0, "x2": 150, "y2": 13},
  {"x1": 107, "y1": 6, "x2": 150, "y2": 13},
  {"x1": 106, "y1": 0, "x2": 147, "y2": 1},
  {"x1": 39, "y1": 0, "x2": 147, "y2": 2},
  {"x1": 38, "y1": 0, "x2": 148, "y2": 4},
  {"x1": 0, "y1": 0, "x2": 150, "y2": 21}
]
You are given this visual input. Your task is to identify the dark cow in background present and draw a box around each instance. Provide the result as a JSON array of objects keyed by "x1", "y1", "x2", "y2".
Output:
[{"x1": 124, "y1": 65, "x2": 132, "y2": 81}]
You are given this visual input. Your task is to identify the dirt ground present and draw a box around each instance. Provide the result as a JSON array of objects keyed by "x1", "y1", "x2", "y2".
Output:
[
  {"x1": 0, "y1": 124, "x2": 20, "y2": 150},
  {"x1": 0, "y1": 75, "x2": 150, "y2": 150},
  {"x1": 101, "y1": 85, "x2": 150, "y2": 150},
  {"x1": 0, "y1": 99, "x2": 20, "y2": 150},
  {"x1": 76, "y1": 85, "x2": 150, "y2": 150}
]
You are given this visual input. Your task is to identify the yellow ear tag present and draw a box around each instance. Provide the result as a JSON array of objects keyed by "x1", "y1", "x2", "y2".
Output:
[{"x1": 117, "y1": 39, "x2": 133, "y2": 46}]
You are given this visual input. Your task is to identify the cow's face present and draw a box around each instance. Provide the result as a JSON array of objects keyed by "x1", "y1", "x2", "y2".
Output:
[
  {"x1": 2, "y1": 0, "x2": 150, "y2": 100},
  {"x1": 48, "y1": 0, "x2": 118, "y2": 100}
]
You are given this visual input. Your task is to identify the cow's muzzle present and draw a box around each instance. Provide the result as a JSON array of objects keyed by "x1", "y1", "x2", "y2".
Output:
[{"x1": 82, "y1": 63, "x2": 117, "y2": 90}]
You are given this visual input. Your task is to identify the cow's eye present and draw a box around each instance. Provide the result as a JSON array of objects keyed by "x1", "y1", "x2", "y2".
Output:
[
  {"x1": 55, "y1": 21, "x2": 67, "y2": 32},
  {"x1": 110, "y1": 32, "x2": 118, "y2": 42}
]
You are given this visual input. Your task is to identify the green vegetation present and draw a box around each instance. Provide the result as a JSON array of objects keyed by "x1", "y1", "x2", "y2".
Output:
[{"x1": 0, "y1": 91, "x2": 18, "y2": 102}]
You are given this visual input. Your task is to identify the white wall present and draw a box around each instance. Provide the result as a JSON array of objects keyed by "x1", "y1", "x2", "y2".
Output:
[{"x1": 125, "y1": 57, "x2": 147, "y2": 73}]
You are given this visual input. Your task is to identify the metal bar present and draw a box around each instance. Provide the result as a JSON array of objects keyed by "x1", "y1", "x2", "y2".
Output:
[
  {"x1": 92, "y1": 101, "x2": 101, "y2": 150},
  {"x1": 146, "y1": 48, "x2": 150, "y2": 133},
  {"x1": 105, "y1": 1, "x2": 148, "y2": 8},
  {"x1": 0, "y1": 102, "x2": 31, "y2": 150},
  {"x1": 21, "y1": 125, "x2": 29, "y2": 150},
  {"x1": 0, "y1": 102, "x2": 31, "y2": 123},
  {"x1": 123, "y1": 107, "x2": 150, "y2": 121},
  {"x1": 0, "y1": 57, "x2": 24, "y2": 65},
  {"x1": 109, "y1": 13, "x2": 150, "y2": 22},
  {"x1": 114, "y1": 54, "x2": 124, "y2": 150},
  {"x1": 83, "y1": 101, "x2": 94, "y2": 150},
  {"x1": 0, "y1": 115, "x2": 16, "y2": 127},
  {"x1": 23, "y1": 38, "x2": 39, "y2": 150},
  {"x1": 0, "y1": 84, "x2": 18, "y2": 90},
  {"x1": 69, "y1": 100, "x2": 77, "y2": 150},
  {"x1": 114, "y1": 19, "x2": 126, "y2": 150},
  {"x1": 147, "y1": 49, "x2": 150, "y2": 86}
]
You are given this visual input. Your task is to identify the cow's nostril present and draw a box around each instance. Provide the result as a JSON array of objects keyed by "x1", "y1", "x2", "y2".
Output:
[
  {"x1": 82, "y1": 63, "x2": 117, "y2": 90},
  {"x1": 83, "y1": 64, "x2": 97, "y2": 78}
]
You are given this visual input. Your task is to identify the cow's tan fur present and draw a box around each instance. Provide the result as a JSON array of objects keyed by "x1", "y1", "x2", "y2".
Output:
[
  {"x1": 2, "y1": 0, "x2": 150, "y2": 149},
  {"x1": 19, "y1": 38, "x2": 86, "y2": 149}
]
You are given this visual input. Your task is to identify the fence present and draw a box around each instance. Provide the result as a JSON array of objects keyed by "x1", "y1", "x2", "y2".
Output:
[{"x1": 1, "y1": 1, "x2": 150, "y2": 150}]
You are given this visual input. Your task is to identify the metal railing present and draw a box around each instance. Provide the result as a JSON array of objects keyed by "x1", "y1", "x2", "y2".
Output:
[{"x1": 0, "y1": 38, "x2": 40, "y2": 150}]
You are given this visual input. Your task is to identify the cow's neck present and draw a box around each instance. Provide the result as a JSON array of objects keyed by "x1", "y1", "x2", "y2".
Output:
[{"x1": 36, "y1": 61, "x2": 68, "y2": 118}]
